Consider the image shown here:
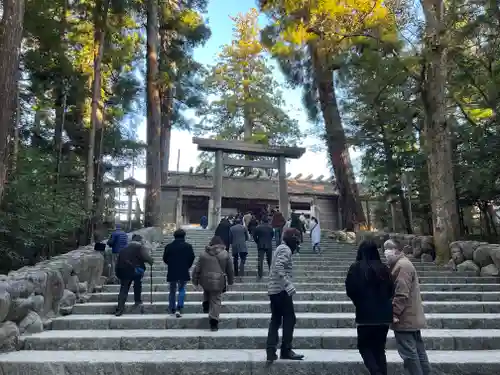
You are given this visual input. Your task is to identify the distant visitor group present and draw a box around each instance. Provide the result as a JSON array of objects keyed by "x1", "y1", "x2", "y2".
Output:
[{"x1": 101, "y1": 210, "x2": 430, "y2": 375}]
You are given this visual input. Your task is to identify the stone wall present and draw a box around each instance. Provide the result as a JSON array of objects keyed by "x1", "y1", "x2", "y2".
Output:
[
  {"x1": 0, "y1": 226, "x2": 161, "y2": 352},
  {"x1": 356, "y1": 231, "x2": 500, "y2": 277},
  {"x1": 325, "y1": 230, "x2": 357, "y2": 243}
]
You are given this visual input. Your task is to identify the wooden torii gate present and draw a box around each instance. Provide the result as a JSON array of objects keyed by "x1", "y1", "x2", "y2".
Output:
[{"x1": 192, "y1": 137, "x2": 306, "y2": 229}]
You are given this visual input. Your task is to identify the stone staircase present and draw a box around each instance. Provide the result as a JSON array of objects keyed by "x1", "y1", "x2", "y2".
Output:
[{"x1": 2, "y1": 229, "x2": 500, "y2": 374}]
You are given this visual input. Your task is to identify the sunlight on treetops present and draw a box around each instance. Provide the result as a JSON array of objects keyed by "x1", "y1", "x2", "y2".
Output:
[
  {"x1": 464, "y1": 107, "x2": 494, "y2": 122},
  {"x1": 179, "y1": 9, "x2": 203, "y2": 29},
  {"x1": 267, "y1": 0, "x2": 396, "y2": 53}
]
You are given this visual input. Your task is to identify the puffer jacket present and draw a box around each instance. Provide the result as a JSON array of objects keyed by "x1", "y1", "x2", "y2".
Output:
[{"x1": 192, "y1": 244, "x2": 235, "y2": 293}]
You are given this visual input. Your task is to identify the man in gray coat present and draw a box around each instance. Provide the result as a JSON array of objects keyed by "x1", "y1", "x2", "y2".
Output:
[
  {"x1": 384, "y1": 239, "x2": 431, "y2": 375},
  {"x1": 229, "y1": 219, "x2": 249, "y2": 278}
]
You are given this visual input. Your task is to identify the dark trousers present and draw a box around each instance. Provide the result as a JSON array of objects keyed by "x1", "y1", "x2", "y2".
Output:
[
  {"x1": 266, "y1": 291, "x2": 296, "y2": 352},
  {"x1": 274, "y1": 227, "x2": 283, "y2": 246},
  {"x1": 257, "y1": 248, "x2": 272, "y2": 278},
  {"x1": 233, "y1": 252, "x2": 247, "y2": 277},
  {"x1": 357, "y1": 325, "x2": 389, "y2": 375},
  {"x1": 117, "y1": 275, "x2": 142, "y2": 310}
]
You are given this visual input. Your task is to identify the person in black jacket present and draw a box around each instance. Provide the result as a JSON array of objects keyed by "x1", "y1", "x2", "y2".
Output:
[
  {"x1": 289, "y1": 212, "x2": 303, "y2": 245},
  {"x1": 345, "y1": 240, "x2": 394, "y2": 375},
  {"x1": 247, "y1": 215, "x2": 258, "y2": 236},
  {"x1": 214, "y1": 218, "x2": 231, "y2": 251},
  {"x1": 163, "y1": 229, "x2": 195, "y2": 317},
  {"x1": 114, "y1": 234, "x2": 154, "y2": 316},
  {"x1": 252, "y1": 216, "x2": 274, "y2": 280}
]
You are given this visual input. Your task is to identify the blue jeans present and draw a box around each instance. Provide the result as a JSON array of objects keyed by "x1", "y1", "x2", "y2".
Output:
[{"x1": 169, "y1": 281, "x2": 186, "y2": 312}]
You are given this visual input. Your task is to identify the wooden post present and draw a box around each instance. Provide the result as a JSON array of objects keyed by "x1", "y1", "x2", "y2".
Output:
[
  {"x1": 278, "y1": 156, "x2": 289, "y2": 220},
  {"x1": 212, "y1": 150, "x2": 223, "y2": 228},
  {"x1": 175, "y1": 187, "x2": 183, "y2": 227}
]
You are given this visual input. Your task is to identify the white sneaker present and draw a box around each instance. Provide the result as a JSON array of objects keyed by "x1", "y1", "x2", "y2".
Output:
[{"x1": 175, "y1": 310, "x2": 182, "y2": 318}]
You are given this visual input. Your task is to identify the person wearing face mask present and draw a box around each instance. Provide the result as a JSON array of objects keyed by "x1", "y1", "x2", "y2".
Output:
[
  {"x1": 383, "y1": 239, "x2": 431, "y2": 375},
  {"x1": 266, "y1": 228, "x2": 304, "y2": 363}
]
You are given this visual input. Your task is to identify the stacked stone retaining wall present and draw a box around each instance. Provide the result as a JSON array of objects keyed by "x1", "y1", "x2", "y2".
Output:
[
  {"x1": 0, "y1": 226, "x2": 161, "y2": 352},
  {"x1": 357, "y1": 231, "x2": 500, "y2": 277}
]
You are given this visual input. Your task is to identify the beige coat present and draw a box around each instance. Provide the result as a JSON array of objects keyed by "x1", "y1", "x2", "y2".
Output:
[
  {"x1": 192, "y1": 244, "x2": 234, "y2": 292},
  {"x1": 390, "y1": 254, "x2": 426, "y2": 331}
]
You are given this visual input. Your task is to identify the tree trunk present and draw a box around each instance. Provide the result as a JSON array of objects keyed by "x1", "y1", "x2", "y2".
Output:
[
  {"x1": 420, "y1": 0, "x2": 459, "y2": 263},
  {"x1": 84, "y1": 0, "x2": 110, "y2": 243},
  {"x1": 54, "y1": 0, "x2": 68, "y2": 183},
  {"x1": 309, "y1": 43, "x2": 365, "y2": 231},
  {"x1": 160, "y1": 87, "x2": 172, "y2": 185},
  {"x1": 92, "y1": 124, "x2": 106, "y2": 234},
  {"x1": 242, "y1": 84, "x2": 254, "y2": 176},
  {"x1": 0, "y1": 0, "x2": 25, "y2": 202},
  {"x1": 158, "y1": 0, "x2": 179, "y2": 185},
  {"x1": 10, "y1": 76, "x2": 21, "y2": 174},
  {"x1": 145, "y1": 0, "x2": 162, "y2": 227},
  {"x1": 159, "y1": 28, "x2": 172, "y2": 185}
]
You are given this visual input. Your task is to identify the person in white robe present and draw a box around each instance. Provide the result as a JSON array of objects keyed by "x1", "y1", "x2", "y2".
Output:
[{"x1": 310, "y1": 217, "x2": 321, "y2": 253}]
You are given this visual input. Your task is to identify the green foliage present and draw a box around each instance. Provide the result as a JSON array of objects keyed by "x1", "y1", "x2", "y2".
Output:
[
  {"x1": 0, "y1": 148, "x2": 87, "y2": 272},
  {"x1": 159, "y1": 0, "x2": 211, "y2": 130},
  {"x1": 22, "y1": 0, "x2": 144, "y2": 154},
  {"x1": 194, "y1": 9, "x2": 301, "y2": 172},
  {"x1": 327, "y1": 0, "x2": 500, "y2": 235},
  {"x1": 339, "y1": 48, "x2": 420, "y2": 194}
]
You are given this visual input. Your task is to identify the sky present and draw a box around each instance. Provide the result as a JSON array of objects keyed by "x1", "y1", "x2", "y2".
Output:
[{"x1": 125, "y1": 0, "x2": 362, "y2": 194}]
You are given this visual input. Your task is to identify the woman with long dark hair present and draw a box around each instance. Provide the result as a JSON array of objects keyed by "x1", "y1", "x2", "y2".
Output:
[{"x1": 345, "y1": 240, "x2": 394, "y2": 375}]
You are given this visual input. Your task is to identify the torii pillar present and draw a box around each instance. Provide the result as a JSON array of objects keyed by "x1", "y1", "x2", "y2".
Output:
[{"x1": 278, "y1": 155, "x2": 289, "y2": 220}]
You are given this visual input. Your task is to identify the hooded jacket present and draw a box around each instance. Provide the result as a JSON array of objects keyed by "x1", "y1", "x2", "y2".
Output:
[{"x1": 192, "y1": 244, "x2": 235, "y2": 292}]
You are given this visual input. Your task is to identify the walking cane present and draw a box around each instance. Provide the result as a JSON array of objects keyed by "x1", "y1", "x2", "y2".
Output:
[{"x1": 150, "y1": 264, "x2": 153, "y2": 304}]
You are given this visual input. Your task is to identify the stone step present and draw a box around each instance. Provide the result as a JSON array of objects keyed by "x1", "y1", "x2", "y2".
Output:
[
  {"x1": 154, "y1": 248, "x2": 356, "y2": 253},
  {"x1": 139, "y1": 276, "x2": 498, "y2": 284},
  {"x1": 71, "y1": 301, "x2": 500, "y2": 315},
  {"x1": 102, "y1": 282, "x2": 500, "y2": 293},
  {"x1": 146, "y1": 270, "x2": 466, "y2": 277},
  {"x1": 2, "y1": 349, "x2": 499, "y2": 375},
  {"x1": 50, "y1": 313, "x2": 500, "y2": 330},
  {"x1": 150, "y1": 263, "x2": 442, "y2": 272},
  {"x1": 151, "y1": 255, "x2": 361, "y2": 261},
  {"x1": 90, "y1": 290, "x2": 500, "y2": 303},
  {"x1": 151, "y1": 261, "x2": 438, "y2": 268},
  {"x1": 155, "y1": 246, "x2": 354, "y2": 252},
  {"x1": 21, "y1": 328, "x2": 500, "y2": 351}
]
